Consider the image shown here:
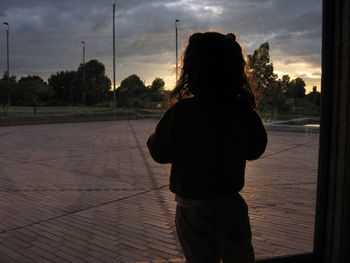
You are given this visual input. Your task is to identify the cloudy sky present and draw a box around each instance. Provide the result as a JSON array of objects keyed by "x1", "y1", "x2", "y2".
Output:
[{"x1": 0, "y1": 0, "x2": 322, "y2": 92}]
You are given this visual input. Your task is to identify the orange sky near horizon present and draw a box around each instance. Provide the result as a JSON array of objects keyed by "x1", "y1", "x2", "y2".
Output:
[{"x1": 114, "y1": 60, "x2": 321, "y2": 94}]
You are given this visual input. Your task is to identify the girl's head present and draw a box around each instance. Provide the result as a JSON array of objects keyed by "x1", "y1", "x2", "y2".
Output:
[{"x1": 171, "y1": 31, "x2": 255, "y2": 107}]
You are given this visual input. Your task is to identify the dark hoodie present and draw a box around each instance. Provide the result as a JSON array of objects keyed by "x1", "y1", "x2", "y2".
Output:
[{"x1": 147, "y1": 96, "x2": 267, "y2": 199}]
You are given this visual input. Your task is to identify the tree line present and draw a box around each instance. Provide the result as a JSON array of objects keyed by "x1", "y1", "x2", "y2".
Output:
[
  {"x1": 0, "y1": 59, "x2": 168, "y2": 114},
  {"x1": 0, "y1": 42, "x2": 320, "y2": 115},
  {"x1": 249, "y1": 42, "x2": 320, "y2": 114}
]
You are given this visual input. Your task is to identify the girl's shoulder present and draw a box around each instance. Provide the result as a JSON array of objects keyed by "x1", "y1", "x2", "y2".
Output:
[
  {"x1": 169, "y1": 97, "x2": 199, "y2": 112},
  {"x1": 168, "y1": 96, "x2": 258, "y2": 120}
]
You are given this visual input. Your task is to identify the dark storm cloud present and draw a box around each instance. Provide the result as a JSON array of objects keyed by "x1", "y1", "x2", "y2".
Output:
[
  {"x1": 0, "y1": 0, "x2": 322, "y2": 85},
  {"x1": 212, "y1": 0, "x2": 322, "y2": 67}
]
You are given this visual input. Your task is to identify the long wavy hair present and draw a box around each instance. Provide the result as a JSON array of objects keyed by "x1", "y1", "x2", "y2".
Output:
[{"x1": 171, "y1": 32, "x2": 255, "y2": 108}]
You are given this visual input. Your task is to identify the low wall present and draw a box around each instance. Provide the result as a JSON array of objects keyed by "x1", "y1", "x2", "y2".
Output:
[{"x1": 265, "y1": 118, "x2": 320, "y2": 133}]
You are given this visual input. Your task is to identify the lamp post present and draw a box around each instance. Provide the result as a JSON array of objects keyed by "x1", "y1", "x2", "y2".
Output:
[
  {"x1": 80, "y1": 41, "x2": 86, "y2": 103},
  {"x1": 81, "y1": 41, "x2": 85, "y2": 81},
  {"x1": 175, "y1": 19, "x2": 180, "y2": 83},
  {"x1": 113, "y1": 0, "x2": 117, "y2": 109},
  {"x1": 3, "y1": 22, "x2": 9, "y2": 82}
]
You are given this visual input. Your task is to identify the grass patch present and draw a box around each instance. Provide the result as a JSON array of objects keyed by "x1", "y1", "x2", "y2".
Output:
[{"x1": 0, "y1": 106, "x2": 165, "y2": 126}]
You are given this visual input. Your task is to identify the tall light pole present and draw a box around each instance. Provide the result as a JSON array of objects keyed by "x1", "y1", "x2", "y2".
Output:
[
  {"x1": 3, "y1": 22, "x2": 9, "y2": 82},
  {"x1": 80, "y1": 41, "x2": 86, "y2": 103},
  {"x1": 175, "y1": 19, "x2": 180, "y2": 84},
  {"x1": 81, "y1": 41, "x2": 85, "y2": 81},
  {"x1": 113, "y1": 0, "x2": 117, "y2": 110}
]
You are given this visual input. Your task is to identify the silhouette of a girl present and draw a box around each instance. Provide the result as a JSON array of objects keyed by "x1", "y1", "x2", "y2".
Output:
[{"x1": 147, "y1": 32, "x2": 267, "y2": 263}]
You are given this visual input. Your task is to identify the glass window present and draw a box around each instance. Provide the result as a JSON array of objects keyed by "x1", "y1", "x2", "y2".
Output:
[{"x1": 0, "y1": 0, "x2": 322, "y2": 262}]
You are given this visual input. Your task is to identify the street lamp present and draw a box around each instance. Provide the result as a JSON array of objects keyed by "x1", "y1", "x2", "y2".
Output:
[
  {"x1": 175, "y1": 19, "x2": 180, "y2": 83},
  {"x1": 113, "y1": 0, "x2": 117, "y2": 109},
  {"x1": 80, "y1": 41, "x2": 86, "y2": 104},
  {"x1": 3, "y1": 22, "x2": 9, "y2": 81},
  {"x1": 81, "y1": 41, "x2": 85, "y2": 81}
]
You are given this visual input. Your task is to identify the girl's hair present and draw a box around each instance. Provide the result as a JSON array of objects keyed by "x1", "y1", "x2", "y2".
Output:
[{"x1": 171, "y1": 31, "x2": 255, "y2": 108}]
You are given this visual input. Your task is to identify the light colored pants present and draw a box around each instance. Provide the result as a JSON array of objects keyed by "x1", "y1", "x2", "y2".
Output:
[{"x1": 175, "y1": 194, "x2": 255, "y2": 263}]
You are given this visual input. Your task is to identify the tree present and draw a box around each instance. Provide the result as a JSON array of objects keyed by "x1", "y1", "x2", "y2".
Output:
[
  {"x1": 248, "y1": 42, "x2": 278, "y2": 111},
  {"x1": 291, "y1": 78, "x2": 306, "y2": 98},
  {"x1": 0, "y1": 74, "x2": 16, "y2": 114},
  {"x1": 150, "y1": 78, "x2": 165, "y2": 92},
  {"x1": 47, "y1": 60, "x2": 111, "y2": 106},
  {"x1": 116, "y1": 75, "x2": 168, "y2": 108},
  {"x1": 284, "y1": 77, "x2": 306, "y2": 99},
  {"x1": 77, "y1": 59, "x2": 105, "y2": 81},
  {"x1": 258, "y1": 78, "x2": 290, "y2": 112},
  {"x1": 76, "y1": 59, "x2": 111, "y2": 105},
  {"x1": 85, "y1": 80, "x2": 111, "y2": 105},
  {"x1": 0, "y1": 80, "x2": 12, "y2": 115},
  {"x1": 280, "y1": 74, "x2": 291, "y2": 93},
  {"x1": 118, "y1": 74, "x2": 146, "y2": 96},
  {"x1": 147, "y1": 78, "x2": 166, "y2": 107},
  {"x1": 48, "y1": 71, "x2": 77, "y2": 104},
  {"x1": 306, "y1": 86, "x2": 321, "y2": 106},
  {"x1": 68, "y1": 78, "x2": 85, "y2": 105},
  {"x1": 17, "y1": 76, "x2": 54, "y2": 114},
  {"x1": 248, "y1": 43, "x2": 310, "y2": 113},
  {"x1": 117, "y1": 74, "x2": 147, "y2": 107}
]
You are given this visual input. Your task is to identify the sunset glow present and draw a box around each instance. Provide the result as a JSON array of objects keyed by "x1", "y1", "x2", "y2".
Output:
[{"x1": 273, "y1": 61, "x2": 321, "y2": 93}]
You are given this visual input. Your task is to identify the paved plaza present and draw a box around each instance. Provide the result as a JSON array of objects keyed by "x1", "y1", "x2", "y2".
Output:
[{"x1": 0, "y1": 119, "x2": 319, "y2": 262}]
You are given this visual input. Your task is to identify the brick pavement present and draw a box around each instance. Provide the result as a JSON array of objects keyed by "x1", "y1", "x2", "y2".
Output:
[{"x1": 0, "y1": 120, "x2": 319, "y2": 262}]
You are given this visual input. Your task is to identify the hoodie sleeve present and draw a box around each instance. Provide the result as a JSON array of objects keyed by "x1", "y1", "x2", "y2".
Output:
[
  {"x1": 242, "y1": 110, "x2": 268, "y2": 160},
  {"x1": 147, "y1": 107, "x2": 178, "y2": 164}
]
